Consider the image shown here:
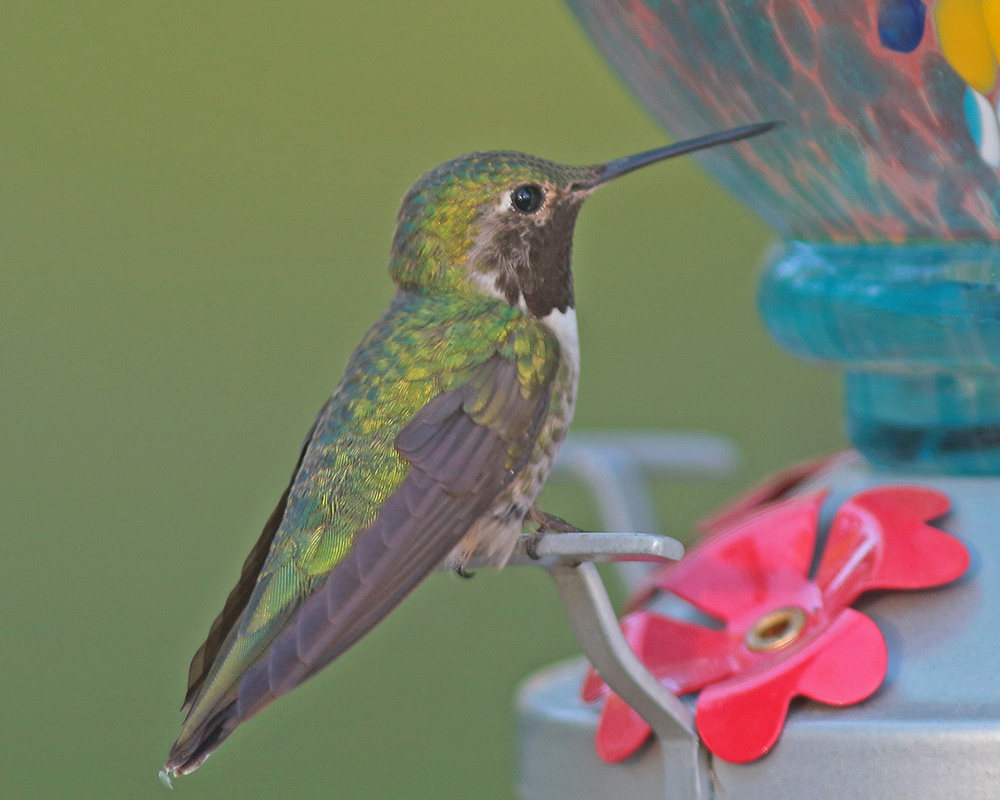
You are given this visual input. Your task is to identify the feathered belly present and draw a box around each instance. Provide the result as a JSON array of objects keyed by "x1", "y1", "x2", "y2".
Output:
[{"x1": 444, "y1": 357, "x2": 578, "y2": 568}]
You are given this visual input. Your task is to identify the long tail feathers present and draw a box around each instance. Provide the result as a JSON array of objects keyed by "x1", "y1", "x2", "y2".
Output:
[
  {"x1": 162, "y1": 360, "x2": 540, "y2": 779},
  {"x1": 163, "y1": 701, "x2": 239, "y2": 778}
]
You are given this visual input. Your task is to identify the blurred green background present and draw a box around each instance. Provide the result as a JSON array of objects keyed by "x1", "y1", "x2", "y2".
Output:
[{"x1": 0, "y1": 2, "x2": 844, "y2": 798}]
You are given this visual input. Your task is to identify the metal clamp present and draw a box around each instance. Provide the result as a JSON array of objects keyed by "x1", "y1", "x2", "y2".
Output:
[
  {"x1": 466, "y1": 528, "x2": 694, "y2": 737},
  {"x1": 461, "y1": 432, "x2": 739, "y2": 799},
  {"x1": 474, "y1": 528, "x2": 711, "y2": 799}
]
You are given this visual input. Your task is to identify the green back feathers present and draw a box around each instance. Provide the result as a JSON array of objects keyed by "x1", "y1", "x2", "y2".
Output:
[{"x1": 179, "y1": 290, "x2": 560, "y2": 730}]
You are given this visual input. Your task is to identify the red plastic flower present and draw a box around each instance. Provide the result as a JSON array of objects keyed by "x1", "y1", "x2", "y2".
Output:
[{"x1": 583, "y1": 486, "x2": 969, "y2": 764}]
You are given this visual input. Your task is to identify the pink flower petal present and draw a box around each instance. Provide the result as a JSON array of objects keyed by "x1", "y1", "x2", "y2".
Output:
[
  {"x1": 816, "y1": 486, "x2": 966, "y2": 606},
  {"x1": 581, "y1": 667, "x2": 606, "y2": 703},
  {"x1": 851, "y1": 487, "x2": 966, "y2": 591},
  {"x1": 632, "y1": 614, "x2": 741, "y2": 695},
  {"x1": 796, "y1": 609, "x2": 887, "y2": 704},
  {"x1": 695, "y1": 610, "x2": 887, "y2": 763},
  {"x1": 696, "y1": 676, "x2": 793, "y2": 764},
  {"x1": 595, "y1": 693, "x2": 653, "y2": 763},
  {"x1": 660, "y1": 492, "x2": 823, "y2": 621},
  {"x1": 583, "y1": 612, "x2": 741, "y2": 702}
]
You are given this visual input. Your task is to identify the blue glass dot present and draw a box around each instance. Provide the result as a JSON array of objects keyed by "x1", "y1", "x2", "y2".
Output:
[
  {"x1": 877, "y1": 0, "x2": 926, "y2": 53},
  {"x1": 965, "y1": 86, "x2": 984, "y2": 150}
]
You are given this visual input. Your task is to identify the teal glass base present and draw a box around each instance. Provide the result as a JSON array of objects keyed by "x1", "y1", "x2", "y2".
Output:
[
  {"x1": 760, "y1": 242, "x2": 1000, "y2": 475},
  {"x1": 846, "y1": 371, "x2": 1000, "y2": 474}
]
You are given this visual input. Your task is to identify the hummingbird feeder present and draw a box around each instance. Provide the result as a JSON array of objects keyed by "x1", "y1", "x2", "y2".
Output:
[{"x1": 512, "y1": 1, "x2": 1000, "y2": 798}]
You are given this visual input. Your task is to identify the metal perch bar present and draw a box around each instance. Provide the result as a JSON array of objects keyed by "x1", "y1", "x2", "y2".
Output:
[
  {"x1": 443, "y1": 432, "x2": 737, "y2": 799},
  {"x1": 505, "y1": 529, "x2": 684, "y2": 567},
  {"x1": 453, "y1": 527, "x2": 711, "y2": 799},
  {"x1": 547, "y1": 561, "x2": 712, "y2": 800},
  {"x1": 544, "y1": 559, "x2": 694, "y2": 738},
  {"x1": 456, "y1": 528, "x2": 694, "y2": 741}
]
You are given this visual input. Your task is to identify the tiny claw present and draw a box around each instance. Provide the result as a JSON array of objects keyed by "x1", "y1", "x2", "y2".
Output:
[
  {"x1": 524, "y1": 532, "x2": 543, "y2": 561},
  {"x1": 455, "y1": 566, "x2": 476, "y2": 580}
]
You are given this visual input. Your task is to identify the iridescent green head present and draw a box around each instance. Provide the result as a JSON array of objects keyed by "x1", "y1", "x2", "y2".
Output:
[{"x1": 389, "y1": 122, "x2": 776, "y2": 318}]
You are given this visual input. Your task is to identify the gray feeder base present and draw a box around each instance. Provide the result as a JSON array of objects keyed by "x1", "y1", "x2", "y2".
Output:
[{"x1": 517, "y1": 457, "x2": 1000, "y2": 800}]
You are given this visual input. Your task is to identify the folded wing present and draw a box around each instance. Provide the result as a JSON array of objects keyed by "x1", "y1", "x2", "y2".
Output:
[{"x1": 166, "y1": 350, "x2": 553, "y2": 775}]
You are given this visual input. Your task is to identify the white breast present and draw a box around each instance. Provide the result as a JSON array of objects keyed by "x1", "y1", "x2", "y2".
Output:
[{"x1": 541, "y1": 307, "x2": 579, "y2": 373}]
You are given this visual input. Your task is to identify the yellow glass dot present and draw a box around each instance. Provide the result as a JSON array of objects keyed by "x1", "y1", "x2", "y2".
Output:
[
  {"x1": 936, "y1": 0, "x2": 997, "y2": 94},
  {"x1": 984, "y1": 0, "x2": 1000, "y2": 66}
]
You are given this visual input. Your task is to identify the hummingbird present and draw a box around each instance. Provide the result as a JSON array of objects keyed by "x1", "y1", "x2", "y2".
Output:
[{"x1": 162, "y1": 121, "x2": 776, "y2": 781}]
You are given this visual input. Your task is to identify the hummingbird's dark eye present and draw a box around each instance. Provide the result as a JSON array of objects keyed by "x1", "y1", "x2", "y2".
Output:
[{"x1": 511, "y1": 184, "x2": 544, "y2": 214}]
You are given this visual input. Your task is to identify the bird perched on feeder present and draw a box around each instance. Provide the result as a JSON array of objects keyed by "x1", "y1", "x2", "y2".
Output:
[{"x1": 162, "y1": 121, "x2": 776, "y2": 781}]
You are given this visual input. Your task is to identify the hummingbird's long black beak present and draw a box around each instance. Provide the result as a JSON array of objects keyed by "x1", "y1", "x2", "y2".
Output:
[{"x1": 580, "y1": 121, "x2": 779, "y2": 189}]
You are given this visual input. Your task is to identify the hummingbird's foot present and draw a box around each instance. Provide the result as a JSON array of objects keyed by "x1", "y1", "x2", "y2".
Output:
[
  {"x1": 455, "y1": 565, "x2": 476, "y2": 579},
  {"x1": 524, "y1": 506, "x2": 583, "y2": 559},
  {"x1": 527, "y1": 506, "x2": 583, "y2": 534}
]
